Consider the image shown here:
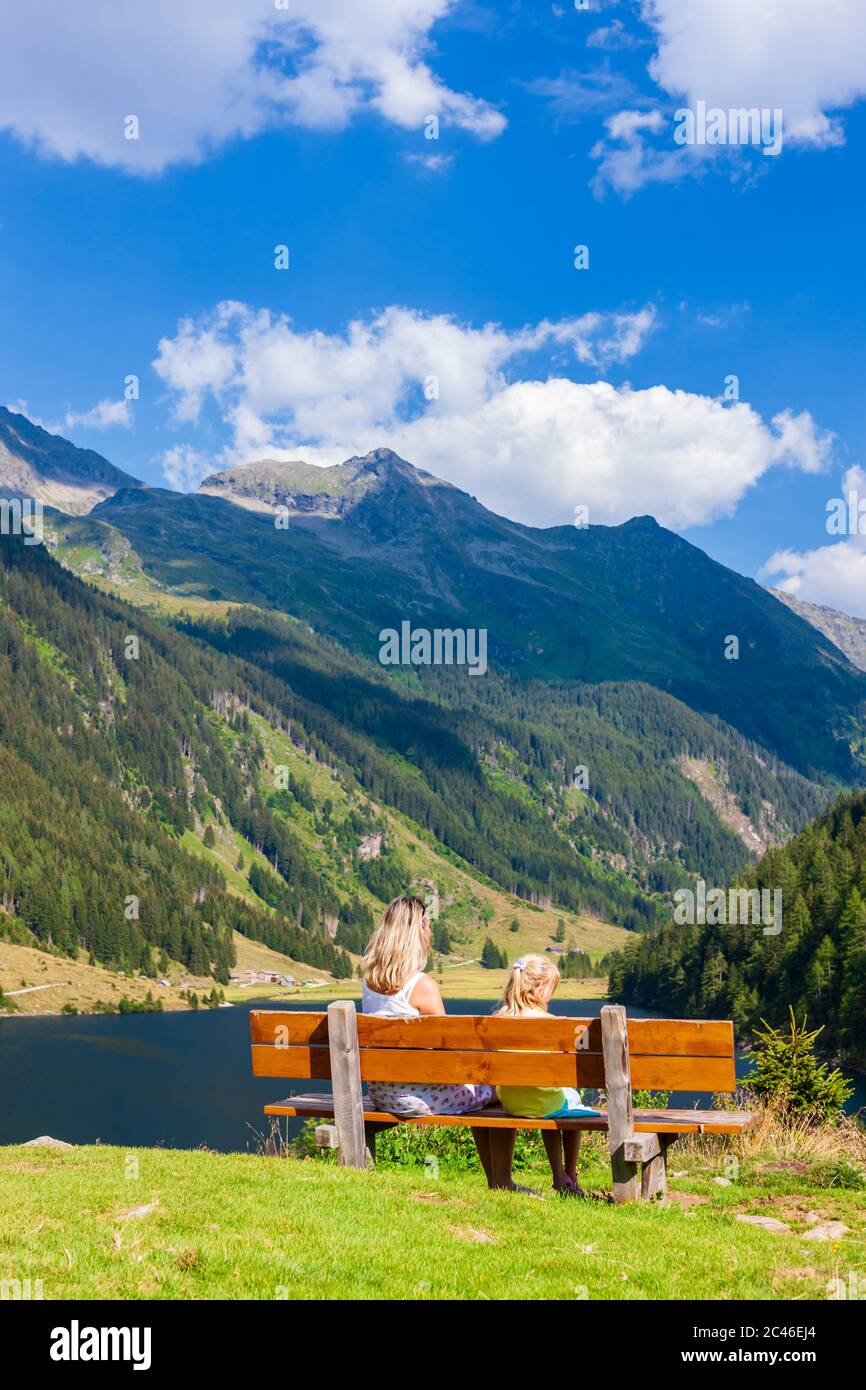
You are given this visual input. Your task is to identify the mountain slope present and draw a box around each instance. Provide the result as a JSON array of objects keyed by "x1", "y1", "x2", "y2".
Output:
[
  {"x1": 608, "y1": 787, "x2": 866, "y2": 1064},
  {"x1": 11, "y1": 416, "x2": 866, "y2": 929},
  {"x1": 83, "y1": 448, "x2": 866, "y2": 782},
  {"x1": 1, "y1": 534, "x2": 627, "y2": 1007},
  {"x1": 770, "y1": 586, "x2": 866, "y2": 673},
  {"x1": 0, "y1": 407, "x2": 141, "y2": 514},
  {"x1": 0, "y1": 535, "x2": 355, "y2": 985}
]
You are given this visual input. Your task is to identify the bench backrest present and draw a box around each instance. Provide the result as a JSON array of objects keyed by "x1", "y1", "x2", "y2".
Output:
[{"x1": 250, "y1": 1009, "x2": 736, "y2": 1092}]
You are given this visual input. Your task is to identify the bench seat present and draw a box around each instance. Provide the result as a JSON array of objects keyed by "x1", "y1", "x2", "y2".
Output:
[{"x1": 265, "y1": 1092, "x2": 755, "y2": 1136}]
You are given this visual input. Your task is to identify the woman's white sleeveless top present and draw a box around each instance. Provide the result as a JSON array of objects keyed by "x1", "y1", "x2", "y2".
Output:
[{"x1": 361, "y1": 972, "x2": 425, "y2": 1018}]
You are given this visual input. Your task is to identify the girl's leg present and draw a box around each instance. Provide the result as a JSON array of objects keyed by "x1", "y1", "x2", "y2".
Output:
[
  {"x1": 488, "y1": 1128, "x2": 518, "y2": 1189},
  {"x1": 484, "y1": 1128, "x2": 539, "y2": 1193},
  {"x1": 542, "y1": 1130, "x2": 571, "y2": 1191},
  {"x1": 563, "y1": 1131, "x2": 584, "y2": 1193},
  {"x1": 470, "y1": 1127, "x2": 494, "y2": 1186}
]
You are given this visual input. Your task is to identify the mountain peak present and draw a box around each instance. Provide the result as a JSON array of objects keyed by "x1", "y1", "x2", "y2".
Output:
[
  {"x1": 197, "y1": 446, "x2": 456, "y2": 518},
  {"x1": 0, "y1": 406, "x2": 142, "y2": 515}
]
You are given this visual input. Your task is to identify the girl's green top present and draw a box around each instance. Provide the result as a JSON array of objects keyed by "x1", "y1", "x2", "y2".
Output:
[{"x1": 496, "y1": 1084, "x2": 566, "y2": 1118}]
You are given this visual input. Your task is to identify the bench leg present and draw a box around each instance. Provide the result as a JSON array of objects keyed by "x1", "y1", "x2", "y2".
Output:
[
  {"x1": 314, "y1": 1124, "x2": 338, "y2": 1150},
  {"x1": 601, "y1": 1005, "x2": 639, "y2": 1204},
  {"x1": 327, "y1": 1000, "x2": 367, "y2": 1170},
  {"x1": 641, "y1": 1135, "x2": 673, "y2": 1201},
  {"x1": 610, "y1": 1145, "x2": 639, "y2": 1204}
]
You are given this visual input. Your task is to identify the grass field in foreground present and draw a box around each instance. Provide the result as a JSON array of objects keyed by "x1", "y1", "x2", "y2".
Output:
[{"x1": 1, "y1": 1142, "x2": 864, "y2": 1300}]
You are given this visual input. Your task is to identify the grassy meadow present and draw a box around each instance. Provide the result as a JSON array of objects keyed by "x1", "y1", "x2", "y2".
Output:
[{"x1": 2, "y1": 1127, "x2": 864, "y2": 1301}]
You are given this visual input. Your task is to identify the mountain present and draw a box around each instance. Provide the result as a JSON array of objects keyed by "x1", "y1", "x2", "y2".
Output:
[
  {"x1": 10, "y1": 415, "x2": 866, "y2": 955},
  {"x1": 770, "y1": 587, "x2": 866, "y2": 673},
  {"x1": 198, "y1": 455, "x2": 387, "y2": 515},
  {"x1": 0, "y1": 406, "x2": 141, "y2": 515},
  {"x1": 81, "y1": 448, "x2": 866, "y2": 783},
  {"x1": 608, "y1": 787, "x2": 866, "y2": 1065},
  {"x1": 0, "y1": 532, "x2": 629, "y2": 1008}
]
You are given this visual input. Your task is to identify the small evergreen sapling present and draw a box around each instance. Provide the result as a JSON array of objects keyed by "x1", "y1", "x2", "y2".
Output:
[{"x1": 746, "y1": 1007, "x2": 853, "y2": 1121}]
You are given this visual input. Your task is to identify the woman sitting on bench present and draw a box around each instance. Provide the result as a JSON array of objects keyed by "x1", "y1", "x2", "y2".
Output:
[{"x1": 361, "y1": 895, "x2": 526, "y2": 1191}]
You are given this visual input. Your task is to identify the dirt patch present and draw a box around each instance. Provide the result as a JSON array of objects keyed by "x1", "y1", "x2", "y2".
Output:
[
  {"x1": 667, "y1": 1191, "x2": 710, "y2": 1208},
  {"x1": 759, "y1": 1161, "x2": 810, "y2": 1175},
  {"x1": 735, "y1": 1195, "x2": 834, "y2": 1224},
  {"x1": 774, "y1": 1266, "x2": 822, "y2": 1295}
]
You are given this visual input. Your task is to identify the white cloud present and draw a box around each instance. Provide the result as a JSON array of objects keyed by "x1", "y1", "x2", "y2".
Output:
[
  {"x1": 152, "y1": 300, "x2": 831, "y2": 529},
  {"x1": 759, "y1": 466, "x2": 866, "y2": 617},
  {"x1": 694, "y1": 301, "x2": 750, "y2": 329},
  {"x1": 5, "y1": 396, "x2": 131, "y2": 435},
  {"x1": 761, "y1": 543, "x2": 866, "y2": 620},
  {"x1": 526, "y1": 65, "x2": 650, "y2": 122},
  {"x1": 0, "y1": 0, "x2": 503, "y2": 175},
  {"x1": 579, "y1": 1, "x2": 866, "y2": 194},
  {"x1": 590, "y1": 109, "x2": 709, "y2": 197},
  {"x1": 160, "y1": 444, "x2": 213, "y2": 493},
  {"x1": 64, "y1": 398, "x2": 132, "y2": 431},
  {"x1": 587, "y1": 21, "x2": 646, "y2": 53},
  {"x1": 642, "y1": 0, "x2": 866, "y2": 148},
  {"x1": 404, "y1": 151, "x2": 455, "y2": 173}
]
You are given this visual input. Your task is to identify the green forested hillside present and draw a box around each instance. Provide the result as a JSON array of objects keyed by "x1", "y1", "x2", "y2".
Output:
[
  {"x1": 608, "y1": 790, "x2": 866, "y2": 1060},
  {"x1": 4, "y1": 524, "x2": 832, "y2": 996},
  {"x1": 179, "y1": 604, "x2": 830, "y2": 923},
  {"x1": 0, "y1": 536, "x2": 354, "y2": 980},
  {"x1": 0, "y1": 533, "x2": 634, "y2": 985}
]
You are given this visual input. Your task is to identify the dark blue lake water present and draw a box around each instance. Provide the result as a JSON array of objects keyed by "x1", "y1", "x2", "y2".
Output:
[{"x1": 1, "y1": 998, "x2": 862, "y2": 1153}]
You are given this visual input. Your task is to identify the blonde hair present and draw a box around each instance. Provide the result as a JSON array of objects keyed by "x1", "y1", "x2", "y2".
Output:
[
  {"x1": 362, "y1": 895, "x2": 430, "y2": 994},
  {"x1": 495, "y1": 953, "x2": 560, "y2": 1017}
]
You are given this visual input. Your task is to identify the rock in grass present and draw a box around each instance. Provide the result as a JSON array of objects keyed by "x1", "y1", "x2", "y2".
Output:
[
  {"x1": 713, "y1": 1176, "x2": 732, "y2": 1186},
  {"x1": 121, "y1": 1200, "x2": 160, "y2": 1221},
  {"x1": 23, "y1": 1136, "x2": 74, "y2": 1150},
  {"x1": 801, "y1": 1221, "x2": 851, "y2": 1242},
  {"x1": 735, "y1": 1214, "x2": 791, "y2": 1234}
]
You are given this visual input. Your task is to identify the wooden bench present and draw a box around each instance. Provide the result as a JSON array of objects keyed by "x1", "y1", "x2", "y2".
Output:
[{"x1": 250, "y1": 1002, "x2": 754, "y2": 1202}]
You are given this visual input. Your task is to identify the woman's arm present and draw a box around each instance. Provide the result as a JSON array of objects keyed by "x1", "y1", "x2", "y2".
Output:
[{"x1": 407, "y1": 974, "x2": 446, "y2": 1016}]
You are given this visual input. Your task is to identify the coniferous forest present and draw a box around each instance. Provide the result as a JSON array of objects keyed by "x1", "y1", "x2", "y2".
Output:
[
  {"x1": 608, "y1": 790, "x2": 866, "y2": 1063},
  {"x1": 0, "y1": 536, "x2": 354, "y2": 981}
]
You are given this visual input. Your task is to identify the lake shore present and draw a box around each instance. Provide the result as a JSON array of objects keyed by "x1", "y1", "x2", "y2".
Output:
[{"x1": 1, "y1": 936, "x2": 610, "y2": 1016}]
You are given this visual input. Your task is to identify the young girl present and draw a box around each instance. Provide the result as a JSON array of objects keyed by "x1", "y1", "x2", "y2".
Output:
[{"x1": 494, "y1": 955, "x2": 600, "y2": 1195}]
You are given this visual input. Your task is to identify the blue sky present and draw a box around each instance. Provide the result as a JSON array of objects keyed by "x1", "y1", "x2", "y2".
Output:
[{"x1": 1, "y1": 1, "x2": 865, "y2": 609}]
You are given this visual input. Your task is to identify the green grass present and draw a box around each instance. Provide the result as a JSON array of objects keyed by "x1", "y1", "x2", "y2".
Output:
[{"x1": 1, "y1": 1142, "x2": 864, "y2": 1300}]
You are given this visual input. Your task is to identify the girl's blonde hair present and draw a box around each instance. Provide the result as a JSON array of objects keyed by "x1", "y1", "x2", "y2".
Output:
[
  {"x1": 495, "y1": 953, "x2": 560, "y2": 1017},
  {"x1": 361, "y1": 895, "x2": 430, "y2": 994}
]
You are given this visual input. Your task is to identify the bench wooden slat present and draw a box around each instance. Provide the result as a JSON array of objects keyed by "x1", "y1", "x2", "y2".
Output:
[
  {"x1": 262, "y1": 1093, "x2": 754, "y2": 1136},
  {"x1": 249, "y1": 1011, "x2": 734, "y2": 1058},
  {"x1": 251, "y1": 1042, "x2": 735, "y2": 1091}
]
